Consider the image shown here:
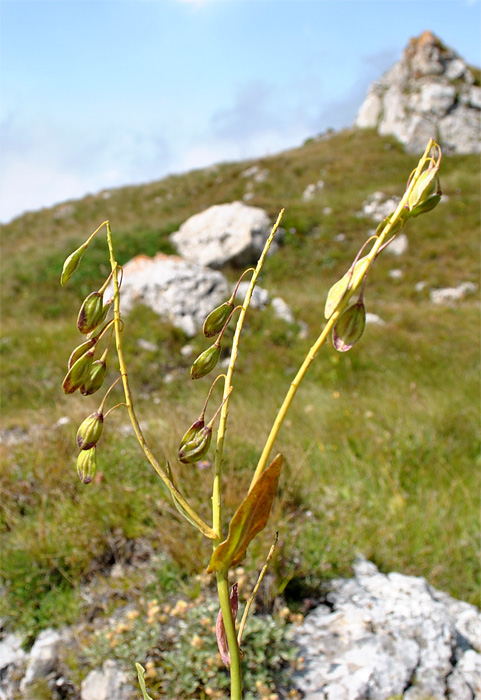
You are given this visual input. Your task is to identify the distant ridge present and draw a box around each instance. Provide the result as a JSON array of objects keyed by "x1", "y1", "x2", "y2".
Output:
[{"x1": 355, "y1": 30, "x2": 481, "y2": 154}]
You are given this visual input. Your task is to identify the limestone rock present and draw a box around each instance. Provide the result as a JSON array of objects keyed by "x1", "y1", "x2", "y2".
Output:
[
  {"x1": 80, "y1": 659, "x2": 134, "y2": 700},
  {"x1": 171, "y1": 201, "x2": 273, "y2": 268},
  {"x1": 107, "y1": 253, "x2": 228, "y2": 337},
  {"x1": 430, "y1": 281, "x2": 477, "y2": 306},
  {"x1": 292, "y1": 558, "x2": 481, "y2": 700},
  {"x1": 0, "y1": 632, "x2": 25, "y2": 673},
  {"x1": 358, "y1": 191, "x2": 401, "y2": 222},
  {"x1": 20, "y1": 628, "x2": 63, "y2": 691},
  {"x1": 355, "y1": 31, "x2": 481, "y2": 154}
]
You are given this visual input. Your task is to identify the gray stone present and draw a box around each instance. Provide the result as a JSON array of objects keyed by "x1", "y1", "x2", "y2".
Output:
[
  {"x1": 0, "y1": 632, "x2": 25, "y2": 672},
  {"x1": 171, "y1": 201, "x2": 273, "y2": 268},
  {"x1": 430, "y1": 281, "x2": 477, "y2": 306},
  {"x1": 20, "y1": 628, "x2": 63, "y2": 691},
  {"x1": 271, "y1": 296, "x2": 295, "y2": 323},
  {"x1": 358, "y1": 191, "x2": 401, "y2": 222},
  {"x1": 106, "y1": 253, "x2": 228, "y2": 337},
  {"x1": 80, "y1": 659, "x2": 134, "y2": 700},
  {"x1": 385, "y1": 233, "x2": 409, "y2": 257},
  {"x1": 235, "y1": 281, "x2": 270, "y2": 309},
  {"x1": 355, "y1": 31, "x2": 481, "y2": 155},
  {"x1": 292, "y1": 558, "x2": 481, "y2": 700}
]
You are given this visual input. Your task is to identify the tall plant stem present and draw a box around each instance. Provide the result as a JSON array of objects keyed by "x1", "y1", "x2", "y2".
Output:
[
  {"x1": 105, "y1": 222, "x2": 216, "y2": 540},
  {"x1": 211, "y1": 209, "x2": 285, "y2": 700},
  {"x1": 251, "y1": 139, "x2": 438, "y2": 487}
]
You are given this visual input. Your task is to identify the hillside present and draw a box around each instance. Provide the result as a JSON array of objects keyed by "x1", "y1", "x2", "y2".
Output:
[{"x1": 0, "y1": 129, "x2": 480, "y2": 695}]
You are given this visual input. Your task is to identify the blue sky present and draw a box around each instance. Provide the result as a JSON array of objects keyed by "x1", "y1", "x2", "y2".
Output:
[{"x1": 1, "y1": 0, "x2": 480, "y2": 222}]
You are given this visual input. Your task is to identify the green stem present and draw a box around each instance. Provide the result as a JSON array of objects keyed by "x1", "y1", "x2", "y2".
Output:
[
  {"x1": 105, "y1": 222, "x2": 216, "y2": 541},
  {"x1": 217, "y1": 572, "x2": 242, "y2": 700},
  {"x1": 251, "y1": 140, "x2": 439, "y2": 487}
]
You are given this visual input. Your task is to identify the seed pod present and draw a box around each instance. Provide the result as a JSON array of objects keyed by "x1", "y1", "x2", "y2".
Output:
[
  {"x1": 60, "y1": 242, "x2": 89, "y2": 286},
  {"x1": 179, "y1": 418, "x2": 205, "y2": 450},
  {"x1": 62, "y1": 349, "x2": 95, "y2": 394},
  {"x1": 332, "y1": 299, "x2": 366, "y2": 352},
  {"x1": 325, "y1": 255, "x2": 370, "y2": 319},
  {"x1": 407, "y1": 168, "x2": 439, "y2": 212},
  {"x1": 68, "y1": 338, "x2": 97, "y2": 369},
  {"x1": 77, "y1": 292, "x2": 104, "y2": 334},
  {"x1": 76, "y1": 446, "x2": 97, "y2": 484},
  {"x1": 178, "y1": 426, "x2": 212, "y2": 464},
  {"x1": 77, "y1": 411, "x2": 104, "y2": 450},
  {"x1": 190, "y1": 343, "x2": 221, "y2": 380},
  {"x1": 203, "y1": 302, "x2": 234, "y2": 338},
  {"x1": 409, "y1": 190, "x2": 441, "y2": 218},
  {"x1": 80, "y1": 359, "x2": 107, "y2": 396}
]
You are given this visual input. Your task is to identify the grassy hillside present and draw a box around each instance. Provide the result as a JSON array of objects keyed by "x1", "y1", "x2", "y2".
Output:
[{"x1": 1, "y1": 127, "x2": 480, "y2": 655}]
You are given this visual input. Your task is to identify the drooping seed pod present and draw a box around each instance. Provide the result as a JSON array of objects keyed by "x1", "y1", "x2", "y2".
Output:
[
  {"x1": 179, "y1": 418, "x2": 205, "y2": 450},
  {"x1": 77, "y1": 292, "x2": 105, "y2": 334},
  {"x1": 178, "y1": 425, "x2": 212, "y2": 464},
  {"x1": 332, "y1": 299, "x2": 366, "y2": 352},
  {"x1": 203, "y1": 301, "x2": 234, "y2": 338},
  {"x1": 60, "y1": 242, "x2": 89, "y2": 286},
  {"x1": 62, "y1": 349, "x2": 95, "y2": 394},
  {"x1": 76, "y1": 446, "x2": 97, "y2": 484},
  {"x1": 80, "y1": 359, "x2": 107, "y2": 396},
  {"x1": 190, "y1": 343, "x2": 221, "y2": 380},
  {"x1": 324, "y1": 255, "x2": 370, "y2": 320},
  {"x1": 68, "y1": 338, "x2": 97, "y2": 369},
  {"x1": 77, "y1": 411, "x2": 104, "y2": 450},
  {"x1": 409, "y1": 176, "x2": 442, "y2": 218}
]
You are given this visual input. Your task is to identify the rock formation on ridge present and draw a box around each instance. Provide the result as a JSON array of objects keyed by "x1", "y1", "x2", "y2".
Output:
[{"x1": 355, "y1": 30, "x2": 481, "y2": 154}]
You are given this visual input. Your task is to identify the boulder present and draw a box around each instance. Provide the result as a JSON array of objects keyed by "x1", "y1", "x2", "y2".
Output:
[
  {"x1": 81, "y1": 659, "x2": 134, "y2": 700},
  {"x1": 355, "y1": 31, "x2": 481, "y2": 154},
  {"x1": 171, "y1": 201, "x2": 273, "y2": 268},
  {"x1": 110, "y1": 253, "x2": 228, "y2": 337},
  {"x1": 292, "y1": 558, "x2": 481, "y2": 700}
]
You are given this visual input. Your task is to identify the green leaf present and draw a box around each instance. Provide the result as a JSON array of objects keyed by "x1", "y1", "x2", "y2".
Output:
[
  {"x1": 136, "y1": 663, "x2": 154, "y2": 700},
  {"x1": 207, "y1": 454, "x2": 283, "y2": 573}
]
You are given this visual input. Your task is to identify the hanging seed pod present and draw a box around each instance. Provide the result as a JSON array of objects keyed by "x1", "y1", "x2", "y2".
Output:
[
  {"x1": 60, "y1": 242, "x2": 89, "y2": 286},
  {"x1": 203, "y1": 301, "x2": 234, "y2": 338},
  {"x1": 76, "y1": 446, "x2": 97, "y2": 484},
  {"x1": 409, "y1": 176, "x2": 442, "y2": 218},
  {"x1": 324, "y1": 255, "x2": 370, "y2": 320},
  {"x1": 77, "y1": 411, "x2": 104, "y2": 450},
  {"x1": 68, "y1": 338, "x2": 97, "y2": 369},
  {"x1": 190, "y1": 343, "x2": 221, "y2": 380},
  {"x1": 178, "y1": 426, "x2": 212, "y2": 464},
  {"x1": 62, "y1": 349, "x2": 95, "y2": 394},
  {"x1": 77, "y1": 292, "x2": 105, "y2": 334},
  {"x1": 179, "y1": 418, "x2": 205, "y2": 450},
  {"x1": 332, "y1": 299, "x2": 366, "y2": 352},
  {"x1": 80, "y1": 359, "x2": 107, "y2": 396}
]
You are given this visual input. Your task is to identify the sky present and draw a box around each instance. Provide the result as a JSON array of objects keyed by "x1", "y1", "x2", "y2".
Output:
[{"x1": 0, "y1": 0, "x2": 480, "y2": 223}]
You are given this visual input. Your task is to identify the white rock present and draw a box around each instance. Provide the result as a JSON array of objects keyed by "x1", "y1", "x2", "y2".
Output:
[
  {"x1": 81, "y1": 659, "x2": 134, "y2": 700},
  {"x1": 355, "y1": 31, "x2": 481, "y2": 155},
  {"x1": 430, "y1": 282, "x2": 477, "y2": 306},
  {"x1": 271, "y1": 297, "x2": 295, "y2": 323},
  {"x1": 388, "y1": 269, "x2": 403, "y2": 279},
  {"x1": 365, "y1": 313, "x2": 386, "y2": 326},
  {"x1": 385, "y1": 233, "x2": 408, "y2": 256},
  {"x1": 171, "y1": 201, "x2": 273, "y2": 268},
  {"x1": 20, "y1": 629, "x2": 62, "y2": 690},
  {"x1": 235, "y1": 281, "x2": 269, "y2": 309},
  {"x1": 293, "y1": 558, "x2": 481, "y2": 700},
  {"x1": 0, "y1": 633, "x2": 25, "y2": 672},
  {"x1": 107, "y1": 253, "x2": 228, "y2": 337},
  {"x1": 359, "y1": 191, "x2": 401, "y2": 223}
]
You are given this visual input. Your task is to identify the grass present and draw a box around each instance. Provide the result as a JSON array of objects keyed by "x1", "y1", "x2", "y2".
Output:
[{"x1": 1, "y1": 129, "x2": 479, "y2": 664}]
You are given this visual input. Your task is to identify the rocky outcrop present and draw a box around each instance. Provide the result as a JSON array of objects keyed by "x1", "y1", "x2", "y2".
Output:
[
  {"x1": 292, "y1": 558, "x2": 481, "y2": 700},
  {"x1": 355, "y1": 31, "x2": 481, "y2": 154},
  {"x1": 170, "y1": 201, "x2": 274, "y2": 268}
]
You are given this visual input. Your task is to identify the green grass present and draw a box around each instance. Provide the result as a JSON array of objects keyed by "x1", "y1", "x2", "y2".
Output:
[{"x1": 1, "y1": 129, "x2": 479, "y2": 654}]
